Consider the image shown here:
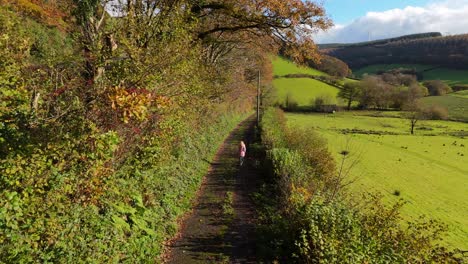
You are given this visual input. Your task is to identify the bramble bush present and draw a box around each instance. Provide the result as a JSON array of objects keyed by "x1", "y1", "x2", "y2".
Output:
[{"x1": 256, "y1": 107, "x2": 462, "y2": 263}]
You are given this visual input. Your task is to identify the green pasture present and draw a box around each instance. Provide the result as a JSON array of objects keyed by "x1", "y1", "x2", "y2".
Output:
[
  {"x1": 354, "y1": 64, "x2": 468, "y2": 85},
  {"x1": 451, "y1": 90, "x2": 468, "y2": 99},
  {"x1": 272, "y1": 56, "x2": 327, "y2": 77},
  {"x1": 420, "y1": 95, "x2": 468, "y2": 122},
  {"x1": 272, "y1": 56, "x2": 341, "y2": 106},
  {"x1": 273, "y1": 77, "x2": 340, "y2": 106},
  {"x1": 286, "y1": 111, "x2": 468, "y2": 249}
]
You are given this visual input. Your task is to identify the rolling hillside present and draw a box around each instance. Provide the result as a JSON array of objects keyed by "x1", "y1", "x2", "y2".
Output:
[
  {"x1": 273, "y1": 78, "x2": 339, "y2": 106},
  {"x1": 272, "y1": 56, "x2": 327, "y2": 76},
  {"x1": 272, "y1": 57, "x2": 340, "y2": 107}
]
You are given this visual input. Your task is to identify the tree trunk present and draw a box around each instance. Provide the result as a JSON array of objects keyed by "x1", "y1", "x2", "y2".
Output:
[{"x1": 410, "y1": 119, "x2": 417, "y2": 134}]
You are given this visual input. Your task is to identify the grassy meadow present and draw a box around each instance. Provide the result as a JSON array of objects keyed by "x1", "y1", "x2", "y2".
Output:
[
  {"x1": 272, "y1": 56, "x2": 327, "y2": 76},
  {"x1": 272, "y1": 57, "x2": 340, "y2": 106},
  {"x1": 286, "y1": 111, "x2": 468, "y2": 249},
  {"x1": 273, "y1": 78, "x2": 340, "y2": 106},
  {"x1": 354, "y1": 64, "x2": 468, "y2": 85}
]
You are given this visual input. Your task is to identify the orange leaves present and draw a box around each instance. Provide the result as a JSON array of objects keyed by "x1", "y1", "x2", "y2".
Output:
[
  {"x1": 284, "y1": 37, "x2": 322, "y2": 65},
  {"x1": 108, "y1": 87, "x2": 151, "y2": 123},
  {"x1": 3, "y1": 0, "x2": 70, "y2": 30},
  {"x1": 192, "y1": 0, "x2": 333, "y2": 64},
  {"x1": 154, "y1": 95, "x2": 172, "y2": 110},
  {"x1": 107, "y1": 87, "x2": 176, "y2": 123}
]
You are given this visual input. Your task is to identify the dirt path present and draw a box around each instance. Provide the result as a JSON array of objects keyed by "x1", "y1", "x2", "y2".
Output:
[{"x1": 164, "y1": 116, "x2": 258, "y2": 264}]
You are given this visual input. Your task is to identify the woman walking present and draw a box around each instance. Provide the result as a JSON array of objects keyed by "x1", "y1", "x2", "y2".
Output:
[{"x1": 239, "y1": 141, "x2": 247, "y2": 166}]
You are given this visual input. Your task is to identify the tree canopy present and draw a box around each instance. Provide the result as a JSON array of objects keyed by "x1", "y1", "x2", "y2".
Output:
[{"x1": 187, "y1": 0, "x2": 332, "y2": 63}]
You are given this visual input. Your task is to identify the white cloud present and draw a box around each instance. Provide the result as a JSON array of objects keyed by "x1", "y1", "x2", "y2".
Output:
[{"x1": 314, "y1": 0, "x2": 468, "y2": 44}]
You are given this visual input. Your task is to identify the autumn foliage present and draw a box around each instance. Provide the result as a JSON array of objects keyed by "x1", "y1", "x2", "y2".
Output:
[{"x1": 0, "y1": 0, "x2": 333, "y2": 261}]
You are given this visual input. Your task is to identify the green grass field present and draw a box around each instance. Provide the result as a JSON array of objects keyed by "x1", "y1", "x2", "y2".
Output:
[
  {"x1": 272, "y1": 56, "x2": 341, "y2": 106},
  {"x1": 272, "y1": 56, "x2": 327, "y2": 77},
  {"x1": 420, "y1": 95, "x2": 468, "y2": 122},
  {"x1": 273, "y1": 77, "x2": 340, "y2": 106},
  {"x1": 451, "y1": 90, "x2": 468, "y2": 99},
  {"x1": 286, "y1": 111, "x2": 468, "y2": 249},
  {"x1": 354, "y1": 64, "x2": 468, "y2": 85}
]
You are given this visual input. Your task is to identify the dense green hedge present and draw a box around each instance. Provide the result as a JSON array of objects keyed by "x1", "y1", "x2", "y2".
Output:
[
  {"x1": 256, "y1": 107, "x2": 461, "y2": 263},
  {"x1": 0, "y1": 109, "x2": 250, "y2": 262}
]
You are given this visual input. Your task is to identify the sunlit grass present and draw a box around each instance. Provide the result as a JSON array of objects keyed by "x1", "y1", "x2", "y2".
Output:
[
  {"x1": 287, "y1": 111, "x2": 468, "y2": 249},
  {"x1": 273, "y1": 77, "x2": 340, "y2": 106},
  {"x1": 272, "y1": 56, "x2": 327, "y2": 77}
]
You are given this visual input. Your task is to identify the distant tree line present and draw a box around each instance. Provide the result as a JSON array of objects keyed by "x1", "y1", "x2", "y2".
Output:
[
  {"x1": 339, "y1": 75, "x2": 427, "y2": 110},
  {"x1": 339, "y1": 74, "x2": 451, "y2": 110},
  {"x1": 326, "y1": 33, "x2": 468, "y2": 69},
  {"x1": 338, "y1": 74, "x2": 450, "y2": 133}
]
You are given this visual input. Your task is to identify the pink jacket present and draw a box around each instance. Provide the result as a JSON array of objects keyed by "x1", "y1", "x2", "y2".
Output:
[{"x1": 239, "y1": 144, "x2": 246, "y2": 157}]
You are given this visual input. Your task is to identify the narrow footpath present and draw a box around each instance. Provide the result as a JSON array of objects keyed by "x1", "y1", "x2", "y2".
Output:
[{"x1": 164, "y1": 116, "x2": 259, "y2": 264}]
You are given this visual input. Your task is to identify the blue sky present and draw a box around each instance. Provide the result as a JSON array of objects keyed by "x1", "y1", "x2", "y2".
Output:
[
  {"x1": 315, "y1": 0, "x2": 468, "y2": 43},
  {"x1": 323, "y1": 0, "x2": 432, "y2": 24}
]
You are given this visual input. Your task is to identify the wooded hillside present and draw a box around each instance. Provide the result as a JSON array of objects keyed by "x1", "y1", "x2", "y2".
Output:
[{"x1": 323, "y1": 33, "x2": 468, "y2": 70}]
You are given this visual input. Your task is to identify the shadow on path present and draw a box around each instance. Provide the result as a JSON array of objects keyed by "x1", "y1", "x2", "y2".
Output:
[{"x1": 165, "y1": 116, "x2": 258, "y2": 264}]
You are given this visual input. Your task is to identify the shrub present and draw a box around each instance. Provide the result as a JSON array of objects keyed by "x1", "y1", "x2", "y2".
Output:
[
  {"x1": 267, "y1": 148, "x2": 311, "y2": 205},
  {"x1": 452, "y1": 84, "x2": 468, "y2": 92},
  {"x1": 314, "y1": 96, "x2": 324, "y2": 108},
  {"x1": 314, "y1": 94, "x2": 336, "y2": 112},
  {"x1": 423, "y1": 105, "x2": 449, "y2": 120},
  {"x1": 284, "y1": 93, "x2": 299, "y2": 111},
  {"x1": 423, "y1": 80, "x2": 453, "y2": 96},
  {"x1": 261, "y1": 108, "x2": 287, "y2": 150},
  {"x1": 285, "y1": 128, "x2": 336, "y2": 182}
]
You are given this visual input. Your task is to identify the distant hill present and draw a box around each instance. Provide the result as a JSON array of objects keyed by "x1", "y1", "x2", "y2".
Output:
[
  {"x1": 321, "y1": 33, "x2": 468, "y2": 70},
  {"x1": 318, "y1": 32, "x2": 442, "y2": 49}
]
